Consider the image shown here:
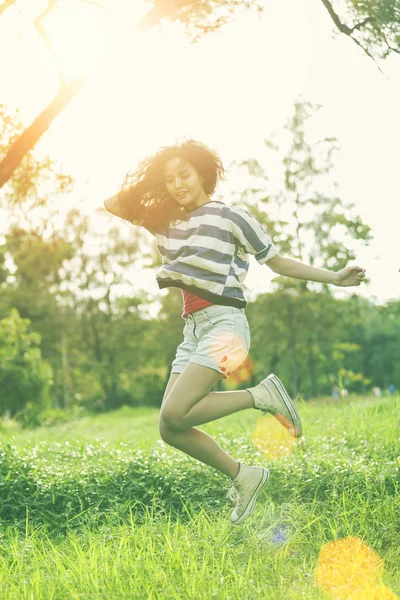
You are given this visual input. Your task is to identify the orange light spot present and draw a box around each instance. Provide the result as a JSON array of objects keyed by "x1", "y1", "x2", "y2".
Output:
[
  {"x1": 253, "y1": 416, "x2": 296, "y2": 460},
  {"x1": 221, "y1": 355, "x2": 228, "y2": 363},
  {"x1": 221, "y1": 366, "x2": 226, "y2": 372},
  {"x1": 314, "y1": 536, "x2": 397, "y2": 600},
  {"x1": 229, "y1": 355, "x2": 254, "y2": 385}
]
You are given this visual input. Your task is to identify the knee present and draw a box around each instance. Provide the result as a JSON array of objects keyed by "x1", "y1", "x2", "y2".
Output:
[
  {"x1": 158, "y1": 418, "x2": 173, "y2": 443},
  {"x1": 158, "y1": 410, "x2": 187, "y2": 439}
]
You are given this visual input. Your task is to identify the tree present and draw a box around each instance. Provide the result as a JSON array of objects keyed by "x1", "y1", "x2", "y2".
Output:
[
  {"x1": 320, "y1": 0, "x2": 400, "y2": 63},
  {"x1": 0, "y1": 0, "x2": 263, "y2": 189},
  {"x1": 232, "y1": 100, "x2": 372, "y2": 397},
  {"x1": 345, "y1": 296, "x2": 400, "y2": 390},
  {"x1": 1, "y1": 0, "x2": 398, "y2": 189},
  {"x1": 246, "y1": 287, "x2": 345, "y2": 397},
  {"x1": 1, "y1": 203, "x2": 170, "y2": 412},
  {"x1": 0, "y1": 308, "x2": 53, "y2": 418},
  {"x1": 0, "y1": 104, "x2": 74, "y2": 212},
  {"x1": 0, "y1": 106, "x2": 177, "y2": 413}
]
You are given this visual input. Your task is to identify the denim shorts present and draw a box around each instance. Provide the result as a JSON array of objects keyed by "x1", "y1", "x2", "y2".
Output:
[{"x1": 171, "y1": 304, "x2": 251, "y2": 379}]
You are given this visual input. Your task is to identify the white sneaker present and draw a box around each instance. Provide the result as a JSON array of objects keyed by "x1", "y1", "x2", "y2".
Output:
[
  {"x1": 247, "y1": 373, "x2": 302, "y2": 438},
  {"x1": 227, "y1": 463, "x2": 270, "y2": 525}
]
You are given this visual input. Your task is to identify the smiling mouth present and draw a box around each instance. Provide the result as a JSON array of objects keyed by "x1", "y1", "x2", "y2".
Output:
[{"x1": 177, "y1": 192, "x2": 189, "y2": 198}]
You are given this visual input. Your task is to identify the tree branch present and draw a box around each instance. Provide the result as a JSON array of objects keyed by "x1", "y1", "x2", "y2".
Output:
[
  {"x1": 80, "y1": 0, "x2": 129, "y2": 24},
  {"x1": 319, "y1": 0, "x2": 387, "y2": 74},
  {"x1": 349, "y1": 34, "x2": 387, "y2": 76},
  {"x1": 34, "y1": 0, "x2": 65, "y2": 87},
  {"x1": 0, "y1": 74, "x2": 88, "y2": 189},
  {"x1": 320, "y1": 0, "x2": 374, "y2": 35},
  {"x1": 350, "y1": 17, "x2": 372, "y2": 33},
  {"x1": 381, "y1": 29, "x2": 400, "y2": 55},
  {"x1": 319, "y1": 0, "x2": 353, "y2": 35},
  {"x1": 1, "y1": 0, "x2": 260, "y2": 190},
  {"x1": 0, "y1": 0, "x2": 181, "y2": 190},
  {"x1": 0, "y1": 0, "x2": 16, "y2": 17}
]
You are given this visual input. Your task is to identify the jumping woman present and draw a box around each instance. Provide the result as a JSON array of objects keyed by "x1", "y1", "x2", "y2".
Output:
[{"x1": 104, "y1": 139, "x2": 366, "y2": 525}]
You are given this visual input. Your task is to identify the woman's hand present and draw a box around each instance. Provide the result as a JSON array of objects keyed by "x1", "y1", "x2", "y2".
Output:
[{"x1": 334, "y1": 265, "x2": 366, "y2": 287}]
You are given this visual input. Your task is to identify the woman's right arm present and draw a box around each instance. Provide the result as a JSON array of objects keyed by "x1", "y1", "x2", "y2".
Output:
[{"x1": 103, "y1": 193, "x2": 155, "y2": 236}]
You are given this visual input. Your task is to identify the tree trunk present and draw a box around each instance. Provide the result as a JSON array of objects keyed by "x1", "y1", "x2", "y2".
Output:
[
  {"x1": 308, "y1": 337, "x2": 318, "y2": 399},
  {"x1": 287, "y1": 301, "x2": 299, "y2": 395},
  {"x1": 0, "y1": 2, "x2": 175, "y2": 190},
  {"x1": 0, "y1": 74, "x2": 87, "y2": 189},
  {"x1": 61, "y1": 329, "x2": 70, "y2": 409},
  {"x1": 90, "y1": 315, "x2": 119, "y2": 410},
  {"x1": 52, "y1": 367, "x2": 63, "y2": 409}
]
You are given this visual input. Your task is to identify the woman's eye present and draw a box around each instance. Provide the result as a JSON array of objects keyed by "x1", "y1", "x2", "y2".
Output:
[{"x1": 165, "y1": 173, "x2": 190, "y2": 183}]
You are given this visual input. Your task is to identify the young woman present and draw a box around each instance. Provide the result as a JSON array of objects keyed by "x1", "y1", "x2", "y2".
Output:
[{"x1": 104, "y1": 139, "x2": 366, "y2": 525}]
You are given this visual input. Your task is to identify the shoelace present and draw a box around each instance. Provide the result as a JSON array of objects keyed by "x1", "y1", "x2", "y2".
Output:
[
  {"x1": 226, "y1": 486, "x2": 237, "y2": 502},
  {"x1": 226, "y1": 480, "x2": 245, "y2": 504},
  {"x1": 262, "y1": 405, "x2": 280, "y2": 416},
  {"x1": 257, "y1": 383, "x2": 278, "y2": 416}
]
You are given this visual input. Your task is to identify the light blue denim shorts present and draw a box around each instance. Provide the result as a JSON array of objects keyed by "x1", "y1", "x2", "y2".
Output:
[{"x1": 171, "y1": 304, "x2": 251, "y2": 379}]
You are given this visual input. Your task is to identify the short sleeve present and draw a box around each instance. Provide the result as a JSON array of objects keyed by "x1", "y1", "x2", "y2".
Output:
[{"x1": 229, "y1": 206, "x2": 278, "y2": 265}]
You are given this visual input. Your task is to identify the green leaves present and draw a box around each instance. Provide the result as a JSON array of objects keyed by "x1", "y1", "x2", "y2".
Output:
[
  {"x1": 0, "y1": 309, "x2": 53, "y2": 419},
  {"x1": 320, "y1": 0, "x2": 400, "y2": 61},
  {"x1": 235, "y1": 100, "x2": 372, "y2": 276}
]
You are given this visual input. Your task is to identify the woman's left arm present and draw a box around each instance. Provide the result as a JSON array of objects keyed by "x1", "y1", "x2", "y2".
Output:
[{"x1": 267, "y1": 254, "x2": 366, "y2": 287}]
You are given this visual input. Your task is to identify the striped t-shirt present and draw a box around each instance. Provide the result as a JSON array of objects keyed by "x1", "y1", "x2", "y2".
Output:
[{"x1": 154, "y1": 200, "x2": 278, "y2": 309}]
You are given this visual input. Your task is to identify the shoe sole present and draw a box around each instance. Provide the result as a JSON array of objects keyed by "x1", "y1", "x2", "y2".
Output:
[
  {"x1": 230, "y1": 468, "x2": 270, "y2": 525},
  {"x1": 267, "y1": 374, "x2": 302, "y2": 438}
]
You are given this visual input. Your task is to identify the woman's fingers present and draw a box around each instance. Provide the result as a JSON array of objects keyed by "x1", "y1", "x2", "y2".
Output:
[
  {"x1": 355, "y1": 267, "x2": 366, "y2": 277},
  {"x1": 355, "y1": 268, "x2": 366, "y2": 284}
]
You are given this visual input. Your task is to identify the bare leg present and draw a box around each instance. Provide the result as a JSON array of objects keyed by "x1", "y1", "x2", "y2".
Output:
[
  {"x1": 161, "y1": 363, "x2": 255, "y2": 431},
  {"x1": 182, "y1": 389, "x2": 254, "y2": 427},
  {"x1": 159, "y1": 371, "x2": 240, "y2": 479},
  {"x1": 159, "y1": 420, "x2": 240, "y2": 479}
]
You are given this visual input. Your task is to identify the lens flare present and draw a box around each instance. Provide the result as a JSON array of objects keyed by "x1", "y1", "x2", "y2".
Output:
[
  {"x1": 207, "y1": 330, "x2": 249, "y2": 380},
  {"x1": 229, "y1": 355, "x2": 254, "y2": 385},
  {"x1": 314, "y1": 536, "x2": 398, "y2": 600},
  {"x1": 252, "y1": 414, "x2": 297, "y2": 460}
]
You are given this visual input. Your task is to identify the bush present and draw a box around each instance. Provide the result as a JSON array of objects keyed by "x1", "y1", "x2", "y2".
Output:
[
  {"x1": 0, "y1": 309, "x2": 53, "y2": 418},
  {"x1": 14, "y1": 404, "x2": 83, "y2": 429},
  {"x1": 0, "y1": 408, "x2": 398, "y2": 536}
]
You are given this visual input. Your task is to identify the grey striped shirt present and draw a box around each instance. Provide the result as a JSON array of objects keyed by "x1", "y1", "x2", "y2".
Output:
[{"x1": 154, "y1": 200, "x2": 277, "y2": 308}]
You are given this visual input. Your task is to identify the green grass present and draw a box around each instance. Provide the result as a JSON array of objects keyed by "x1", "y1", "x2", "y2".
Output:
[
  {"x1": 0, "y1": 395, "x2": 399, "y2": 599},
  {"x1": 0, "y1": 405, "x2": 161, "y2": 448}
]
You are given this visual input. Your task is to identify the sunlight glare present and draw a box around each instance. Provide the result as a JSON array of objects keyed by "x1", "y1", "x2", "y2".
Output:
[{"x1": 40, "y1": 0, "x2": 138, "y2": 79}]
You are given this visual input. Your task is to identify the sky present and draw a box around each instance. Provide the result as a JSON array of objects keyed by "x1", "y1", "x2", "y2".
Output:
[{"x1": 1, "y1": 0, "x2": 399, "y2": 313}]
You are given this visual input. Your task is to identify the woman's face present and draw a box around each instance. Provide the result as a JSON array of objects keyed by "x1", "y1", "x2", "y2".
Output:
[{"x1": 164, "y1": 158, "x2": 205, "y2": 209}]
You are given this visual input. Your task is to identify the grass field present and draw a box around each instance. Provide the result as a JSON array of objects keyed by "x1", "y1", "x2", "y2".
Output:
[{"x1": 0, "y1": 395, "x2": 399, "y2": 599}]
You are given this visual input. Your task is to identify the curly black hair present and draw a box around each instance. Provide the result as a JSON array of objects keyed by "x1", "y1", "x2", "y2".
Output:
[{"x1": 117, "y1": 138, "x2": 226, "y2": 233}]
